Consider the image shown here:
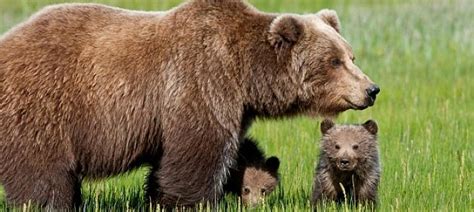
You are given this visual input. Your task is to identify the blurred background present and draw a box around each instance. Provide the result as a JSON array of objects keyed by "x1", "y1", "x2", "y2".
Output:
[{"x1": 0, "y1": 0, "x2": 472, "y2": 210}]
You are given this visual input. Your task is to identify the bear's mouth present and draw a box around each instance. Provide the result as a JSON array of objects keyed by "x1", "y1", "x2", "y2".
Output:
[
  {"x1": 367, "y1": 96, "x2": 376, "y2": 106},
  {"x1": 337, "y1": 165, "x2": 355, "y2": 171},
  {"x1": 344, "y1": 98, "x2": 368, "y2": 110},
  {"x1": 336, "y1": 162, "x2": 357, "y2": 172}
]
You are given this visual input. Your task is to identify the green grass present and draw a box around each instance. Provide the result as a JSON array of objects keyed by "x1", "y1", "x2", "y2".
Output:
[{"x1": 0, "y1": 0, "x2": 473, "y2": 211}]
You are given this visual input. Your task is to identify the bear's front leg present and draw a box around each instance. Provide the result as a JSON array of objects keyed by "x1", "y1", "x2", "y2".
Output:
[
  {"x1": 356, "y1": 173, "x2": 379, "y2": 206},
  {"x1": 312, "y1": 165, "x2": 337, "y2": 205},
  {"x1": 149, "y1": 117, "x2": 240, "y2": 207}
]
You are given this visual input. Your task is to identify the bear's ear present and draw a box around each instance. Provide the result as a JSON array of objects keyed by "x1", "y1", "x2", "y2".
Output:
[
  {"x1": 268, "y1": 15, "x2": 304, "y2": 50},
  {"x1": 316, "y1": 9, "x2": 341, "y2": 33},
  {"x1": 265, "y1": 156, "x2": 280, "y2": 173},
  {"x1": 362, "y1": 120, "x2": 378, "y2": 135},
  {"x1": 320, "y1": 119, "x2": 335, "y2": 134}
]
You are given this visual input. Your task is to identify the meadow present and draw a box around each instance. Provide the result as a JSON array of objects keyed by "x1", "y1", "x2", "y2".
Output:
[{"x1": 0, "y1": 0, "x2": 472, "y2": 211}]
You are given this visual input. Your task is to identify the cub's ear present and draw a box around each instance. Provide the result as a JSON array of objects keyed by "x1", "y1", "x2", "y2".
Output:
[
  {"x1": 320, "y1": 119, "x2": 335, "y2": 134},
  {"x1": 362, "y1": 120, "x2": 378, "y2": 135},
  {"x1": 265, "y1": 156, "x2": 280, "y2": 173},
  {"x1": 268, "y1": 15, "x2": 304, "y2": 50},
  {"x1": 316, "y1": 9, "x2": 341, "y2": 33}
]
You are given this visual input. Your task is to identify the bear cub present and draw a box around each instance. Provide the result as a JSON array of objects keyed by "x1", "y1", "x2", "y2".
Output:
[
  {"x1": 224, "y1": 138, "x2": 280, "y2": 207},
  {"x1": 312, "y1": 119, "x2": 380, "y2": 206}
]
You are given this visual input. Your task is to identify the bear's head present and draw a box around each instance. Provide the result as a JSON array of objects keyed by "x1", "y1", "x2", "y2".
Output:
[
  {"x1": 319, "y1": 119, "x2": 378, "y2": 172},
  {"x1": 268, "y1": 10, "x2": 379, "y2": 117},
  {"x1": 240, "y1": 156, "x2": 280, "y2": 207}
]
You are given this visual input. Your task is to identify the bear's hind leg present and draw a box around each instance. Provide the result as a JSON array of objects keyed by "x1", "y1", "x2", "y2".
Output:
[{"x1": 3, "y1": 168, "x2": 81, "y2": 209}]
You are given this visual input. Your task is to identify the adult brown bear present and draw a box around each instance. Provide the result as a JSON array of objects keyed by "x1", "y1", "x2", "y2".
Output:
[{"x1": 0, "y1": 0, "x2": 379, "y2": 209}]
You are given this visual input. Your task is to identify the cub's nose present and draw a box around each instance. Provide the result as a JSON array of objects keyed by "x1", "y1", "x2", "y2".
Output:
[
  {"x1": 366, "y1": 84, "x2": 380, "y2": 99},
  {"x1": 340, "y1": 159, "x2": 350, "y2": 166}
]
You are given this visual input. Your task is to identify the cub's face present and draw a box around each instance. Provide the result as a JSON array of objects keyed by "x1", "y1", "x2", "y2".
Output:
[
  {"x1": 320, "y1": 119, "x2": 378, "y2": 171},
  {"x1": 240, "y1": 157, "x2": 279, "y2": 207},
  {"x1": 268, "y1": 10, "x2": 379, "y2": 116}
]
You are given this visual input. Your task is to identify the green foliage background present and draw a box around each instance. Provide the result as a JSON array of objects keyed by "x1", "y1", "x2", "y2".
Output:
[{"x1": 0, "y1": 0, "x2": 472, "y2": 210}]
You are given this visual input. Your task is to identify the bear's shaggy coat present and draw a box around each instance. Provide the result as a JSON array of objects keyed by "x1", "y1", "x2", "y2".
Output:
[
  {"x1": 0, "y1": 0, "x2": 378, "y2": 208},
  {"x1": 312, "y1": 119, "x2": 380, "y2": 206}
]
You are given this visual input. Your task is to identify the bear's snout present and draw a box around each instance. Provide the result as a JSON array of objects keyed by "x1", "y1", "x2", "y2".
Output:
[
  {"x1": 336, "y1": 157, "x2": 356, "y2": 171},
  {"x1": 365, "y1": 84, "x2": 380, "y2": 105},
  {"x1": 340, "y1": 159, "x2": 350, "y2": 166}
]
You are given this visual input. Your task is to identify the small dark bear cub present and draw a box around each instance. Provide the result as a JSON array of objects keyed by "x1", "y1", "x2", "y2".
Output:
[
  {"x1": 224, "y1": 138, "x2": 280, "y2": 207},
  {"x1": 312, "y1": 119, "x2": 380, "y2": 206}
]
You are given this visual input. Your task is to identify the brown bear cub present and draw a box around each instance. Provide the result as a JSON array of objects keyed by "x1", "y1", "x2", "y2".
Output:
[
  {"x1": 312, "y1": 119, "x2": 380, "y2": 206},
  {"x1": 224, "y1": 138, "x2": 280, "y2": 207}
]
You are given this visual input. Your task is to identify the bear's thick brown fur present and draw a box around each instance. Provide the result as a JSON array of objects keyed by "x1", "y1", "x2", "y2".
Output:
[
  {"x1": 0, "y1": 0, "x2": 378, "y2": 208},
  {"x1": 312, "y1": 119, "x2": 380, "y2": 206},
  {"x1": 223, "y1": 137, "x2": 279, "y2": 207}
]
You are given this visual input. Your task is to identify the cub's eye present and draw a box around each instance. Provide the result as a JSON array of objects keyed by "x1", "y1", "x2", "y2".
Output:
[
  {"x1": 335, "y1": 145, "x2": 340, "y2": 150},
  {"x1": 353, "y1": 145, "x2": 359, "y2": 150},
  {"x1": 261, "y1": 188, "x2": 266, "y2": 195},
  {"x1": 243, "y1": 187, "x2": 250, "y2": 195},
  {"x1": 331, "y1": 58, "x2": 342, "y2": 67}
]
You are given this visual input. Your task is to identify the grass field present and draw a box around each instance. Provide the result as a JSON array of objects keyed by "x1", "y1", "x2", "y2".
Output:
[{"x1": 0, "y1": 0, "x2": 473, "y2": 211}]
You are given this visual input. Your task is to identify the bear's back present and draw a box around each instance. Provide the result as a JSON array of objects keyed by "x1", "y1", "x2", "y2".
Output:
[
  {"x1": 0, "y1": 4, "x2": 170, "y2": 177},
  {"x1": 0, "y1": 3, "x2": 165, "y2": 56}
]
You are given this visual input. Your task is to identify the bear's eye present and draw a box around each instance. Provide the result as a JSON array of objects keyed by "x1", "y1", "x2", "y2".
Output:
[
  {"x1": 335, "y1": 144, "x2": 340, "y2": 150},
  {"x1": 261, "y1": 188, "x2": 266, "y2": 195},
  {"x1": 243, "y1": 187, "x2": 250, "y2": 195},
  {"x1": 353, "y1": 144, "x2": 359, "y2": 150},
  {"x1": 331, "y1": 58, "x2": 342, "y2": 67}
]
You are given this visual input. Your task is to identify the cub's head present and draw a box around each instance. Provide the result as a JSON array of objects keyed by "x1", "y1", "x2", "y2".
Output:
[
  {"x1": 241, "y1": 157, "x2": 280, "y2": 207},
  {"x1": 268, "y1": 10, "x2": 379, "y2": 116},
  {"x1": 319, "y1": 119, "x2": 378, "y2": 172}
]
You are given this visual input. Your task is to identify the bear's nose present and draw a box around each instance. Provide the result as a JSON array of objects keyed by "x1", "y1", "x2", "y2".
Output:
[
  {"x1": 340, "y1": 159, "x2": 350, "y2": 166},
  {"x1": 366, "y1": 84, "x2": 380, "y2": 99}
]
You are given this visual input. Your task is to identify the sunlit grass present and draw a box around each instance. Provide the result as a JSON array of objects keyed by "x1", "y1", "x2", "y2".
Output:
[{"x1": 0, "y1": 0, "x2": 472, "y2": 210}]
